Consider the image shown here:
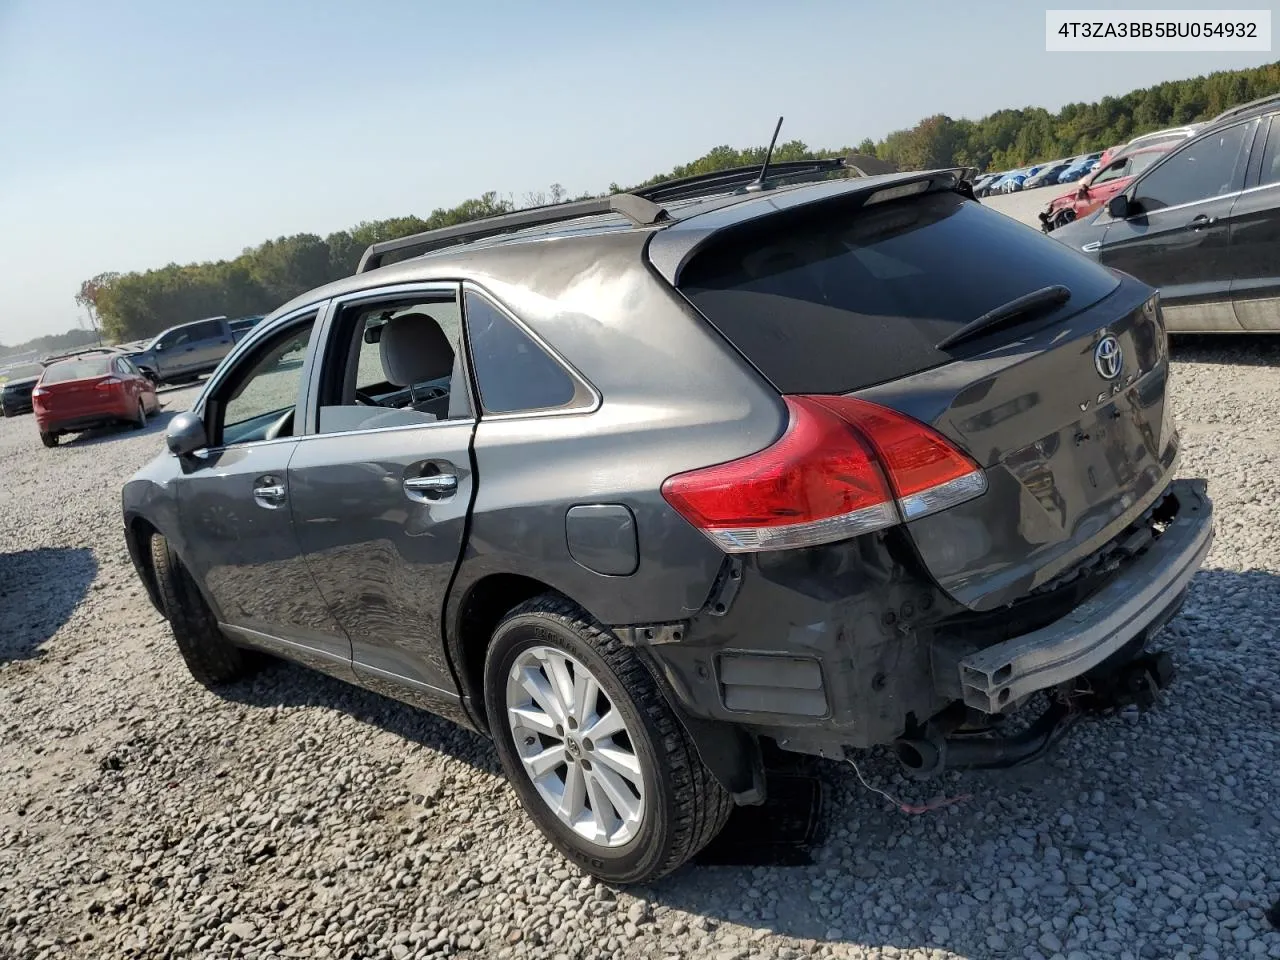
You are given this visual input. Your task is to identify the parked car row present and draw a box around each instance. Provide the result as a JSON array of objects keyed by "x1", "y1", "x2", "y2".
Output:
[
  {"x1": 1050, "y1": 92, "x2": 1280, "y2": 333},
  {"x1": 970, "y1": 123, "x2": 1210, "y2": 199}
]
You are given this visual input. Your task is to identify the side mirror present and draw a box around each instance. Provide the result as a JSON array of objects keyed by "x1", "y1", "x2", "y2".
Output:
[
  {"x1": 166, "y1": 411, "x2": 207, "y2": 457},
  {"x1": 1107, "y1": 194, "x2": 1131, "y2": 220},
  {"x1": 154, "y1": 343, "x2": 165, "y2": 351}
]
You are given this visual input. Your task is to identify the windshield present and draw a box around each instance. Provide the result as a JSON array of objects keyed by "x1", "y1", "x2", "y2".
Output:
[{"x1": 40, "y1": 356, "x2": 113, "y2": 384}]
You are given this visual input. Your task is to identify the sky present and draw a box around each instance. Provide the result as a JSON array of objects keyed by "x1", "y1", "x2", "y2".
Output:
[{"x1": 0, "y1": 0, "x2": 1274, "y2": 344}]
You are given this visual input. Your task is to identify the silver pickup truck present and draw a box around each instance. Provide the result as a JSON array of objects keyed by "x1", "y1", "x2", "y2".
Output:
[{"x1": 124, "y1": 315, "x2": 263, "y2": 385}]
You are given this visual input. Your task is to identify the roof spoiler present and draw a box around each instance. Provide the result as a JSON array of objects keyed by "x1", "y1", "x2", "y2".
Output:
[
  {"x1": 356, "y1": 194, "x2": 670, "y2": 274},
  {"x1": 39, "y1": 345, "x2": 120, "y2": 367}
]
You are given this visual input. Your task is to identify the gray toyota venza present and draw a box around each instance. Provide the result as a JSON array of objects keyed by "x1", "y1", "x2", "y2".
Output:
[{"x1": 122, "y1": 160, "x2": 1214, "y2": 883}]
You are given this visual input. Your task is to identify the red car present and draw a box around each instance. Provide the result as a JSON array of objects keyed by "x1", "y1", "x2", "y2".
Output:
[
  {"x1": 1039, "y1": 144, "x2": 1171, "y2": 232},
  {"x1": 33, "y1": 349, "x2": 160, "y2": 448}
]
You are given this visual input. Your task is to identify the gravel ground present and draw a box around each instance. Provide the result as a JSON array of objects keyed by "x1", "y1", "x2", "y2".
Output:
[
  {"x1": 981, "y1": 184, "x2": 1061, "y2": 229},
  {"x1": 2, "y1": 340, "x2": 1280, "y2": 960}
]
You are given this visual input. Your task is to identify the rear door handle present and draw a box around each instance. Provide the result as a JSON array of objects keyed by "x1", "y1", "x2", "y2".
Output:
[{"x1": 404, "y1": 473, "x2": 458, "y2": 501}]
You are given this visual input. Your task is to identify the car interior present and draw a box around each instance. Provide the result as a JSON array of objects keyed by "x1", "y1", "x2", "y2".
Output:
[{"x1": 317, "y1": 297, "x2": 471, "y2": 435}]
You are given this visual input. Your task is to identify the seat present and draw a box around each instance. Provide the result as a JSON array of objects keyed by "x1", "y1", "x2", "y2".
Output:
[{"x1": 378, "y1": 312, "x2": 455, "y2": 421}]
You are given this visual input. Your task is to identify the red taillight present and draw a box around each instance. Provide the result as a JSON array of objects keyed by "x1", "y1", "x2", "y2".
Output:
[
  {"x1": 96, "y1": 377, "x2": 123, "y2": 391},
  {"x1": 661, "y1": 395, "x2": 986, "y2": 554}
]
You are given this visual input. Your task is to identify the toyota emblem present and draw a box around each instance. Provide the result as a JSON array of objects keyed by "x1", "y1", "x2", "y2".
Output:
[{"x1": 1094, "y1": 335, "x2": 1123, "y2": 380}]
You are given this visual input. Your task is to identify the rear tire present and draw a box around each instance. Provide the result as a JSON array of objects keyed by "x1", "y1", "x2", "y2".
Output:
[
  {"x1": 149, "y1": 533, "x2": 250, "y2": 687},
  {"x1": 484, "y1": 594, "x2": 732, "y2": 884},
  {"x1": 134, "y1": 400, "x2": 147, "y2": 430},
  {"x1": 40, "y1": 432, "x2": 58, "y2": 448}
]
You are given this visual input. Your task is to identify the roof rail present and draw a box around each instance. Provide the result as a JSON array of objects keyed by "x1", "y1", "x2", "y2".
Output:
[
  {"x1": 356, "y1": 194, "x2": 670, "y2": 274},
  {"x1": 632, "y1": 157, "x2": 848, "y2": 204},
  {"x1": 1209, "y1": 92, "x2": 1280, "y2": 125}
]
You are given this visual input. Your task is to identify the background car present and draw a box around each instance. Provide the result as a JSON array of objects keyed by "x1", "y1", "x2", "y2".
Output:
[
  {"x1": 123, "y1": 315, "x2": 253, "y2": 386},
  {"x1": 1055, "y1": 153, "x2": 1103, "y2": 183},
  {"x1": 1039, "y1": 144, "x2": 1172, "y2": 231},
  {"x1": 33, "y1": 348, "x2": 160, "y2": 447},
  {"x1": 1023, "y1": 159, "x2": 1071, "y2": 189},
  {"x1": 1051, "y1": 94, "x2": 1280, "y2": 332},
  {"x1": 1, "y1": 364, "x2": 43, "y2": 416}
]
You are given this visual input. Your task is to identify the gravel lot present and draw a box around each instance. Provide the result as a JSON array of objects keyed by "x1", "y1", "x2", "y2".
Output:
[{"x1": 3, "y1": 330, "x2": 1280, "y2": 960}]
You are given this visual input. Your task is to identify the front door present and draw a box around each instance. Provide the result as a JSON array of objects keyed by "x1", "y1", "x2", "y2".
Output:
[
  {"x1": 1229, "y1": 113, "x2": 1280, "y2": 331},
  {"x1": 175, "y1": 310, "x2": 354, "y2": 675},
  {"x1": 287, "y1": 285, "x2": 475, "y2": 721},
  {"x1": 1099, "y1": 119, "x2": 1256, "y2": 331}
]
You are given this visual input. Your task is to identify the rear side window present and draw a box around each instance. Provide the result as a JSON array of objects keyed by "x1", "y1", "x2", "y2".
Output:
[
  {"x1": 463, "y1": 290, "x2": 580, "y2": 414},
  {"x1": 1260, "y1": 117, "x2": 1280, "y2": 187},
  {"x1": 679, "y1": 190, "x2": 1121, "y2": 394}
]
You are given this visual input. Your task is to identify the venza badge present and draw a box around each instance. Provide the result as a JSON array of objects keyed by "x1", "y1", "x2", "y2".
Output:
[{"x1": 1094, "y1": 334, "x2": 1123, "y2": 380}]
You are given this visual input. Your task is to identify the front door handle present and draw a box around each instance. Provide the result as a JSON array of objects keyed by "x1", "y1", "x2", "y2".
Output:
[
  {"x1": 253, "y1": 479, "x2": 287, "y2": 508},
  {"x1": 1191, "y1": 214, "x2": 1216, "y2": 229},
  {"x1": 403, "y1": 473, "x2": 458, "y2": 501}
]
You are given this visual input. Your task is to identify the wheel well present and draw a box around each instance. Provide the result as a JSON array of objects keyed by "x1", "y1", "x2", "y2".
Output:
[
  {"x1": 453, "y1": 573, "x2": 564, "y2": 732},
  {"x1": 128, "y1": 517, "x2": 163, "y2": 612}
]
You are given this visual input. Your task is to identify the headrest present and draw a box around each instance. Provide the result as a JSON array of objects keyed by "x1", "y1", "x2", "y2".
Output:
[{"x1": 378, "y1": 312, "x2": 454, "y2": 387}]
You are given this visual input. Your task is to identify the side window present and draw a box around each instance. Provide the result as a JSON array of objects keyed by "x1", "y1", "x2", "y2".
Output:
[
  {"x1": 216, "y1": 318, "x2": 315, "y2": 446},
  {"x1": 316, "y1": 292, "x2": 472, "y2": 435},
  {"x1": 1260, "y1": 117, "x2": 1280, "y2": 187},
  {"x1": 189, "y1": 320, "x2": 222, "y2": 340},
  {"x1": 463, "y1": 290, "x2": 579, "y2": 414},
  {"x1": 1091, "y1": 158, "x2": 1130, "y2": 185},
  {"x1": 1133, "y1": 123, "x2": 1252, "y2": 212},
  {"x1": 159, "y1": 329, "x2": 191, "y2": 350},
  {"x1": 121, "y1": 358, "x2": 141, "y2": 377}
]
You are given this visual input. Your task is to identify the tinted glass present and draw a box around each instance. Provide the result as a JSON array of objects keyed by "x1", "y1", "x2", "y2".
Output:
[
  {"x1": 1133, "y1": 123, "x2": 1251, "y2": 211},
  {"x1": 221, "y1": 323, "x2": 313, "y2": 442},
  {"x1": 463, "y1": 291, "x2": 576, "y2": 413},
  {"x1": 189, "y1": 320, "x2": 223, "y2": 340},
  {"x1": 1261, "y1": 118, "x2": 1280, "y2": 187},
  {"x1": 679, "y1": 190, "x2": 1121, "y2": 394},
  {"x1": 41, "y1": 357, "x2": 113, "y2": 383}
]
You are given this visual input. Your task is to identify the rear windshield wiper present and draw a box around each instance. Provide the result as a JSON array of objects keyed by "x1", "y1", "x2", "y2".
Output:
[{"x1": 936, "y1": 285, "x2": 1072, "y2": 351}]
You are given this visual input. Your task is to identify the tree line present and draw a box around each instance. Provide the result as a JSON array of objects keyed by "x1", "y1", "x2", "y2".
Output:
[{"x1": 76, "y1": 60, "x2": 1278, "y2": 344}]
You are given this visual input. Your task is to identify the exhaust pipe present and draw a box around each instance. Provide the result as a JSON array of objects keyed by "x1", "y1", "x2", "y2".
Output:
[{"x1": 894, "y1": 701, "x2": 1078, "y2": 779}]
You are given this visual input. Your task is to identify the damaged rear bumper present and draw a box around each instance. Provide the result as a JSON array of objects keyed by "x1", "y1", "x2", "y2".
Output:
[{"x1": 953, "y1": 478, "x2": 1213, "y2": 713}]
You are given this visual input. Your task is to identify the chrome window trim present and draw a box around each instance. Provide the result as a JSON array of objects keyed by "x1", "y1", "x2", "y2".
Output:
[{"x1": 461, "y1": 281, "x2": 602, "y2": 419}]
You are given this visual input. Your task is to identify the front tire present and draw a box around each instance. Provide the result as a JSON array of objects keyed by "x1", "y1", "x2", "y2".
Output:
[
  {"x1": 484, "y1": 595, "x2": 731, "y2": 884},
  {"x1": 40, "y1": 432, "x2": 58, "y2": 448},
  {"x1": 149, "y1": 533, "x2": 250, "y2": 687}
]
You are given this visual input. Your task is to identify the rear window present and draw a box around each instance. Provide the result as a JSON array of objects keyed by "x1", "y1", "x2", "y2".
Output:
[
  {"x1": 678, "y1": 190, "x2": 1121, "y2": 394},
  {"x1": 41, "y1": 357, "x2": 113, "y2": 384}
]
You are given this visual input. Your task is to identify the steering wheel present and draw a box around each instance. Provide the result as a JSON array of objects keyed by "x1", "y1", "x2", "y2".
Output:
[
  {"x1": 355, "y1": 390, "x2": 382, "y2": 407},
  {"x1": 263, "y1": 409, "x2": 294, "y2": 442}
]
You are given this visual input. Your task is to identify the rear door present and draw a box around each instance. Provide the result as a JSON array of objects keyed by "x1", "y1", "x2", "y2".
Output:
[
  {"x1": 1098, "y1": 119, "x2": 1257, "y2": 331},
  {"x1": 286, "y1": 282, "x2": 475, "y2": 723},
  {"x1": 1229, "y1": 112, "x2": 1280, "y2": 331},
  {"x1": 189, "y1": 320, "x2": 234, "y2": 372},
  {"x1": 674, "y1": 186, "x2": 1174, "y2": 612}
]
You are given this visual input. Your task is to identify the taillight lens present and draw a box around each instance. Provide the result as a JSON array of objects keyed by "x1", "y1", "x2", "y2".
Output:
[
  {"x1": 96, "y1": 377, "x2": 123, "y2": 390},
  {"x1": 661, "y1": 395, "x2": 986, "y2": 554}
]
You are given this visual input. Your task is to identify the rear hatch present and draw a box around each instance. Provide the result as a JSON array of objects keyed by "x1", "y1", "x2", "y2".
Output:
[
  {"x1": 676, "y1": 186, "x2": 1175, "y2": 612},
  {"x1": 37, "y1": 357, "x2": 119, "y2": 411}
]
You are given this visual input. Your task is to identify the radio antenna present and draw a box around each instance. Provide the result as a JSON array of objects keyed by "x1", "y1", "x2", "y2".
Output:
[{"x1": 745, "y1": 116, "x2": 785, "y2": 192}]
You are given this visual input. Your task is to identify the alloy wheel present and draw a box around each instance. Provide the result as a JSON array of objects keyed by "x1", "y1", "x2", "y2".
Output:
[{"x1": 505, "y1": 645, "x2": 645, "y2": 847}]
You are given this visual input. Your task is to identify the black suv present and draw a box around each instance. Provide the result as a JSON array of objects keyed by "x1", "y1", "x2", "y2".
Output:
[
  {"x1": 1052, "y1": 93, "x2": 1280, "y2": 333},
  {"x1": 123, "y1": 159, "x2": 1213, "y2": 883}
]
